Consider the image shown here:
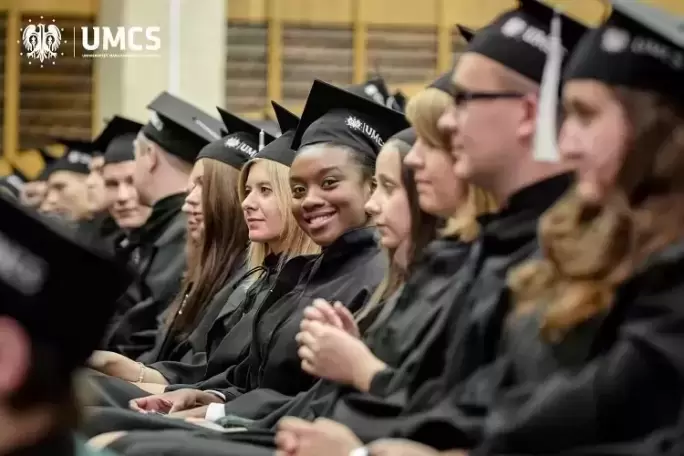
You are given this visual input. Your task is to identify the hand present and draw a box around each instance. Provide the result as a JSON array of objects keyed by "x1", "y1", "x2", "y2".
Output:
[
  {"x1": 276, "y1": 417, "x2": 361, "y2": 456},
  {"x1": 129, "y1": 388, "x2": 222, "y2": 414},
  {"x1": 169, "y1": 405, "x2": 209, "y2": 419},
  {"x1": 302, "y1": 299, "x2": 360, "y2": 338},
  {"x1": 296, "y1": 320, "x2": 386, "y2": 391},
  {"x1": 366, "y1": 439, "x2": 442, "y2": 456}
]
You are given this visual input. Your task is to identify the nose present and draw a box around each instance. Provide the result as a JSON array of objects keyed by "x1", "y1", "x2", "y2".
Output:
[
  {"x1": 364, "y1": 188, "x2": 381, "y2": 219},
  {"x1": 241, "y1": 191, "x2": 257, "y2": 212},
  {"x1": 301, "y1": 189, "x2": 325, "y2": 211},
  {"x1": 403, "y1": 142, "x2": 423, "y2": 170},
  {"x1": 558, "y1": 122, "x2": 582, "y2": 163},
  {"x1": 437, "y1": 104, "x2": 459, "y2": 138},
  {"x1": 184, "y1": 185, "x2": 201, "y2": 211},
  {"x1": 117, "y1": 183, "x2": 133, "y2": 203}
]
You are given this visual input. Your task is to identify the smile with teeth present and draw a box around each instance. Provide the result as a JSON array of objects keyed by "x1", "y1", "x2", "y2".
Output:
[{"x1": 305, "y1": 212, "x2": 335, "y2": 228}]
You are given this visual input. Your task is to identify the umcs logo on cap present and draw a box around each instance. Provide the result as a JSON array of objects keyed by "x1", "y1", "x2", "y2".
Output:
[
  {"x1": 345, "y1": 116, "x2": 384, "y2": 147},
  {"x1": 500, "y1": 16, "x2": 564, "y2": 55},
  {"x1": 67, "y1": 151, "x2": 92, "y2": 165},
  {"x1": 225, "y1": 137, "x2": 257, "y2": 157}
]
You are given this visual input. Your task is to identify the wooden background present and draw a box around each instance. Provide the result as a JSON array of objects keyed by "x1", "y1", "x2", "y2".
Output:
[{"x1": 2, "y1": 0, "x2": 683, "y2": 178}]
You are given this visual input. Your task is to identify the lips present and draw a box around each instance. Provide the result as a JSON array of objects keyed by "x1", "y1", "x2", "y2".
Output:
[{"x1": 303, "y1": 211, "x2": 336, "y2": 230}]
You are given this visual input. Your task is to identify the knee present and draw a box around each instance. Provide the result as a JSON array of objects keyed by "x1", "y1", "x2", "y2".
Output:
[{"x1": 88, "y1": 431, "x2": 128, "y2": 450}]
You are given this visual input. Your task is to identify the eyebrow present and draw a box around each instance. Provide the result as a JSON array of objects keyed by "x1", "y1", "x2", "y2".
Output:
[{"x1": 246, "y1": 180, "x2": 272, "y2": 188}]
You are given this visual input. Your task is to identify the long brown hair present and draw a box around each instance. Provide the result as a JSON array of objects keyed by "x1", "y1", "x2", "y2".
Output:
[
  {"x1": 509, "y1": 87, "x2": 684, "y2": 342},
  {"x1": 168, "y1": 158, "x2": 249, "y2": 334},
  {"x1": 357, "y1": 138, "x2": 439, "y2": 322}
]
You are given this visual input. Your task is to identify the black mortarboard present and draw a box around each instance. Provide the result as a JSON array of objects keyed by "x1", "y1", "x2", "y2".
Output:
[
  {"x1": 565, "y1": 0, "x2": 684, "y2": 102},
  {"x1": 457, "y1": 25, "x2": 476, "y2": 42},
  {"x1": 390, "y1": 127, "x2": 417, "y2": 147},
  {"x1": 37, "y1": 147, "x2": 60, "y2": 181},
  {"x1": 94, "y1": 116, "x2": 143, "y2": 165},
  {"x1": 0, "y1": 174, "x2": 25, "y2": 198},
  {"x1": 254, "y1": 102, "x2": 301, "y2": 167},
  {"x1": 429, "y1": 72, "x2": 453, "y2": 93},
  {"x1": 202, "y1": 107, "x2": 276, "y2": 170},
  {"x1": 466, "y1": 0, "x2": 588, "y2": 82},
  {"x1": 292, "y1": 79, "x2": 410, "y2": 159},
  {"x1": 0, "y1": 196, "x2": 131, "y2": 369},
  {"x1": 272, "y1": 101, "x2": 300, "y2": 134},
  {"x1": 48, "y1": 139, "x2": 95, "y2": 175},
  {"x1": 347, "y1": 78, "x2": 392, "y2": 106},
  {"x1": 388, "y1": 91, "x2": 408, "y2": 112},
  {"x1": 141, "y1": 92, "x2": 224, "y2": 163}
]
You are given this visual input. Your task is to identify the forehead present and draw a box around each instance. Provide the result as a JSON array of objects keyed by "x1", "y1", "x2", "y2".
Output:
[
  {"x1": 453, "y1": 53, "x2": 505, "y2": 90},
  {"x1": 290, "y1": 145, "x2": 354, "y2": 179},
  {"x1": 563, "y1": 80, "x2": 616, "y2": 105},
  {"x1": 48, "y1": 171, "x2": 85, "y2": 186},
  {"x1": 375, "y1": 146, "x2": 402, "y2": 178},
  {"x1": 191, "y1": 159, "x2": 205, "y2": 178},
  {"x1": 102, "y1": 160, "x2": 135, "y2": 178},
  {"x1": 246, "y1": 160, "x2": 271, "y2": 184}
]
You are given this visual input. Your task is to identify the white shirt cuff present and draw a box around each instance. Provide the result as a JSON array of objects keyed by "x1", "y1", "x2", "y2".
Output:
[
  {"x1": 204, "y1": 389, "x2": 226, "y2": 401},
  {"x1": 205, "y1": 402, "x2": 227, "y2": 422}
]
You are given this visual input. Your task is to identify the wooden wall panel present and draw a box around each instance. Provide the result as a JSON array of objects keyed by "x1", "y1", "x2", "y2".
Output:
[
  {"x1": 18, "y1": 14, "x2": 94, "y2": 149},
  {"x1": 225, "y1": 22, "x2": 268, "y2": 114},
  {"x1": 279, "y1": 0, "x2": 354, "y2": 25},
  {"x1": 361, "y1": 0, "x2": 439, "y2": 27},
  {"x1": 366, "y1": 26, "x2": 437, "y2": 84},
  {"x1": 227, "y1": 0, "x2": 267, "y2": 22},
  {"x1": 16, "y1": 0, "x2": 97, "y2": 16},
  {"x1": 281, "y1": 25, "x2": 353, "y2": 109}
]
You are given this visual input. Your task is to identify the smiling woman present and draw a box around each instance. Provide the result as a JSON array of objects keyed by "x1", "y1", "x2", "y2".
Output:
[{"x1": 290, "y1": 143, "x2": 375, "y2": 247}]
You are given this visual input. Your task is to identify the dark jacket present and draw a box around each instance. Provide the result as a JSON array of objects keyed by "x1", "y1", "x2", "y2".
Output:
[
  {"x1": 469, "y1": 238, "x2": 684, "y2": 455},
  {"x1": 102, "y1": 193, "x2": 187, "y2": 359},
  {"x1": 328, "y1": 174, "x2": 573, "y2": 445},
  {"x1": 208, "y1": 227, "x2": 386, "y2": 406},
  {"x1": 219, "y1": 237, "x2": 472, "y2": 428},
  {"x1": 144, "y1": 251, "x2": 248, "y2": 379}
]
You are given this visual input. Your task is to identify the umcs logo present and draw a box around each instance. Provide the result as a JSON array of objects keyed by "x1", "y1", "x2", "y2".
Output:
[{"x1": 81, "y1": 26, "x2": 161, "y2": 56}]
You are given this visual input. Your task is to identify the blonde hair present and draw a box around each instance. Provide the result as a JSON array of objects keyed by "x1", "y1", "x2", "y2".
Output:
[
  {"x1": 238, "y1": 158, "x2": 320, "y2": 273},
  {"x1": 509, "y1": 87, "x2": 684, "y2": 342},
  {"x1": 406, "y1": 87, "x2": 498, "y2": 242}
]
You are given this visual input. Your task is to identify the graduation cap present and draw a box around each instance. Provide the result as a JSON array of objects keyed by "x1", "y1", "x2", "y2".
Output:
[
  {"x1": 0, "y1": 196, "x2": 131, "y2": 369},
  {"x1": 292, "y1": 79, "x2": 411, "y2": 159},
  {"x1": 200, "y1": 107, "x2": 277, "y2": 170},
  {"x1": 388, "y1": 91, "x2": 408, "y2": 112},
  {"x1": 390, "y1": 127, "x2": 417, "y2": 147},
  {"x1": 466, "y1": 0, "x2": 588, "y2": 83},
  {"x1": 254, "y1": 102, "x2": 301, "y2": 167},
  {"x1": 0, "y1": 174, "x2": 26, "y2": 198},
  {"x1": 346, "y1": 77, "x2": 393, "y2": 107},
  {"x1": 564, "y1": 0, "x2": 684, "y2": 102},
  {"x1": 47, "y1": 139, "x2": 96, "y2": 175},
  {"x1": 429, "y1": 72, "x2": 454, "y2": 93},
  {"x1": 94, "y1": 116, "x2": 144, "y2": 165},
  {"x1": 37, "y1": 147, "x2": 60, "y2": 181},
  {"x1": 141, "y1": 92, "x2": 224, "y2": 164},
  {"x1": 457, "y1": 25, "x2": 476, "y2": 42}
]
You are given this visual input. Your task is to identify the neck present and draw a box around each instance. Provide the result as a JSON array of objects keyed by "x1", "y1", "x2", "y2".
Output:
[
  {"x1": 0, "y1": 406, "x2": 58, "y2": 455},
  {"x1": 146, "y1": 171, "x2": 188, "y2": 207},
  {"x1": 267, "y1": 240, "x2": 285, "y2": 255},
  {"x1": 492, "y1": 158, "x2": 572, "y2": 205}
]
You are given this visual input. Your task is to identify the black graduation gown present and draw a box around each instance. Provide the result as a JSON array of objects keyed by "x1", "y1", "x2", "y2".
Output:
[
  {"x1": 465, "y1": 238, "x2": 684, "y2": 455},
  {"x1": 194, "y1": 227, "x2": 386, "y2": 403},
  {"x1": 102, "y1": 193, "x2": 188, "y2": 360},
  {"x1": 85, "y1": 228, "x2": 385, "y2": 440},
  {"x1": 85, "y1": 256, "x2": 249, "y2": 407},
  {"x1": 217, "y1": 237, "x2": 472, "y2": 429},
  {"x1": 325, "y1": 174, "x2": 573, "y2": 446},
  {"x1": 75, "y1": 212, "x2": 121, "y2": 255}
]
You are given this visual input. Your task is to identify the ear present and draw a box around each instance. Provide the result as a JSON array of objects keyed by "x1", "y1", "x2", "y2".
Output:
[
  {"x1": 147, "y1": 143, "x2": 160, "y2": 173},
  {"x1": 517, "y1": 93, "x2": 539, "y2": 143},
  {"x1": 0, "y1": 317, "x2": 31, "y2": 398}
]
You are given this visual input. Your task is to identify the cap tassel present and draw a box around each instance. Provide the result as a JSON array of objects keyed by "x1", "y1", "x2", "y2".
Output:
[
  {"x1": 258, "y1": 130, "x2": 265, "y2": 151},
  {"x1": 533, "y1": 9, "x2": 563, "y2": 163}
]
